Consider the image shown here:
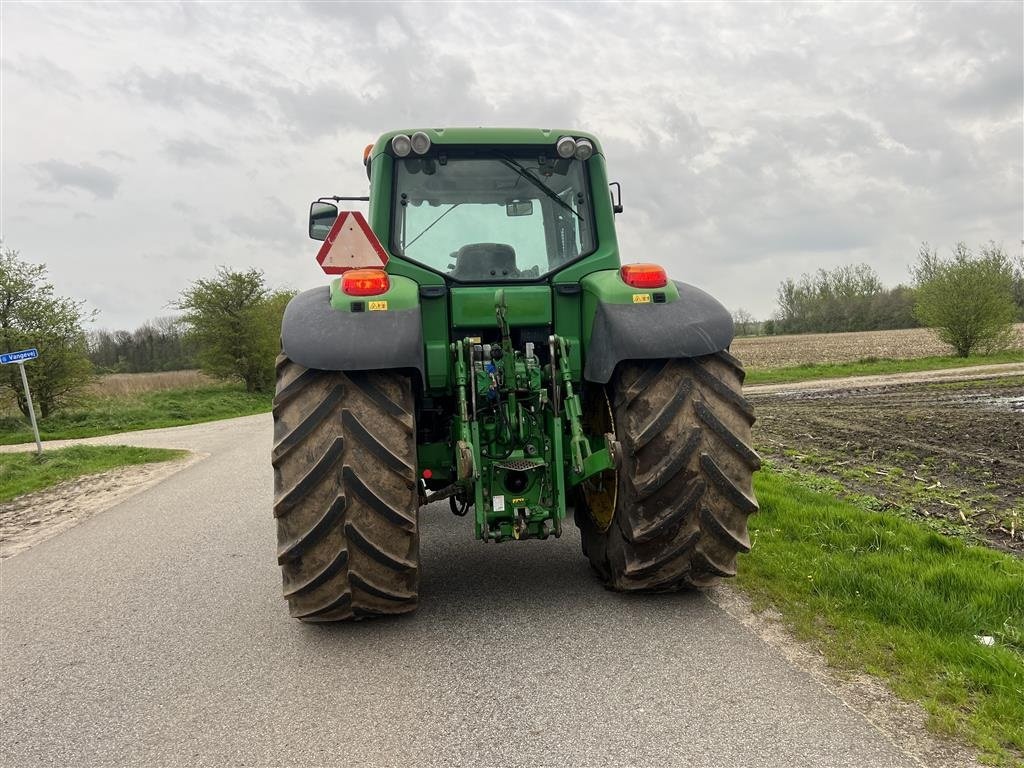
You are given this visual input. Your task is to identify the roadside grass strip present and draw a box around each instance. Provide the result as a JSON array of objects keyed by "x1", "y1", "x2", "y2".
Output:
[
  {"x1": 739, "y1": 469, "x2": 1024, "y2": 766},
  {"x1": 0, "y1": 445, "x2": 188, "y2": 502},
  {"x1": 745, "y1": 350, "x2": 1024, "y2": 385},
  {"x1": 0, "y1": 385, "x2": 272, "y2": 445}
]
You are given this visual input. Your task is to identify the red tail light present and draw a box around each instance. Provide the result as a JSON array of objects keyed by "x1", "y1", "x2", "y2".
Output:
[
  {"x1": 620, "y1": 263, "x2": 668, "y2": 289},
  {"x1": 342, "y1": 268, "x2": 390, "y2": 296}
]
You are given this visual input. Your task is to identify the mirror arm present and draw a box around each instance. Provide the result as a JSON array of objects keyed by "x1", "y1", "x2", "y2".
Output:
[
  {"x1": 609, "y1": 182, "x2": 623, "y2": 214},
  {"x1": 319, "y1": 195, "x2": 370, "y2": 202}
]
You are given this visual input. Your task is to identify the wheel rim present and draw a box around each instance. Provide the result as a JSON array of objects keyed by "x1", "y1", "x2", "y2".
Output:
[{"x1": 582, "y1": 389, "x2": 617, "y2": 533}]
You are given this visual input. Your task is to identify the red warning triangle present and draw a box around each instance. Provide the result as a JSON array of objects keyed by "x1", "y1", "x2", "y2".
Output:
[{"x1": 315, "y1": 211, "x2": 390, "y2": 274}]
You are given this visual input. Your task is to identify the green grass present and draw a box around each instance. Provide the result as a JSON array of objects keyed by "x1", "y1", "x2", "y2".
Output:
[
  {"x1": 745, "y1": 349, "x2": 1023, "y2": 385},
  {"x1": 0, "y1": 445, "x2": 188, "y2": 502},
  {"x1": 739, "y1": 468, "x2": 1024, "y2": 766},
  {"x1": 0, "y1": 385, "x2": 272, "y2": 445}
]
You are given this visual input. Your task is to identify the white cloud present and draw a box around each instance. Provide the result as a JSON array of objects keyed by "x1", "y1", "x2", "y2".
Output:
[
  {"x1": 31, "y1": 160, "x2": 121, "y2": 199},
  {"x1": 119, "y1": 67, "x2": 257, "y2": 115},
  {"x1": 163, "y1": 138, "x2": 234, "y2": 167}
]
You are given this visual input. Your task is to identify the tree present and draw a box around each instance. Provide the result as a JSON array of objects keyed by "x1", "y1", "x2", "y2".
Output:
[
  {"x1": 868, "y1": 284, "x2": 918, "y2": 330},
  {"x1": 88, "y1": 316, "x2": 198, "y2": 373},
  {"x1": 774, "y1": 263, "x2": 889, "y2": 334},
  {"x1": 912, "y1": 242, "x2": 1018, "y2": 357},
  {"x1": 174, "y1": 268, "x2": 294, "y2": 392},
  {"x1": 1012, "y1": 250, "x2": 1024, "y2": 321},
  {"x1": 732, "y1": 308, "x2": 757, "y2": 336},
  {"x1": 0, "y1": 248, "x2": 95, "y2": 417},
  {"x1": 773, "y1": 262, "x2": 923, "y2": 335}
]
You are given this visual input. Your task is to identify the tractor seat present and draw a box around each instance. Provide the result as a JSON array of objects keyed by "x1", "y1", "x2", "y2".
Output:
[{"x1": 451, "y1": 243, "x2": 518, "y2": 279}]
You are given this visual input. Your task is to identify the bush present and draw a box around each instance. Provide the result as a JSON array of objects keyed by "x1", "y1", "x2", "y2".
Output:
[
  {"x1": 912, "y1": 242, "x2": 1018, "y2": 357},
  {"x1": 174, "y1": 268, "x2": 294, "y2": 393}
]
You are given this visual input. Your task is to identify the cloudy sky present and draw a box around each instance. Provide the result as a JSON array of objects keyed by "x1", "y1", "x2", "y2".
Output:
[{"x1": 3, "y1": 1, "x2": 1021, "y2": 330}]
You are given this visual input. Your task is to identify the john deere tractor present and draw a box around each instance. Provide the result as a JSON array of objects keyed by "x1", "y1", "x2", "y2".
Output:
[{"x1": 272, "y1": 128, "x2": 759, "y2": 621}]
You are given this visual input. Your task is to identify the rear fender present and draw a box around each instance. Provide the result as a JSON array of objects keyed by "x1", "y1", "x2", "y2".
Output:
[
  {"x1": 582, "y1": 273, "x2": 733, "y2": 383},
  {"x1": 281, "y1": 277, "x2": 425, "y2": 385}
]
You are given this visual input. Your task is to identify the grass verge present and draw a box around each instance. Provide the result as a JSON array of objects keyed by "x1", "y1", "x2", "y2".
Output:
[
  {"x1": 0, "y1": 385, "x2": 272, "y2": 445},
  {"x1": 745, "y1": 349, "x2": 1023, "y2": 385},
  {"x1": 0, "y1": 445, "x2": 188, "y2": 502},
  {"x1": 739, "y1": 468, "x2": 1024, "y2": 766}
]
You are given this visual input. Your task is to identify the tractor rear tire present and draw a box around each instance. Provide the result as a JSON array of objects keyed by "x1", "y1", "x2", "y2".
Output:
[
  {"x1": 272, "y1": 356, "x2": 419, "y2": 621},
  {"x1": 575, "y1": 352, "x2": 760, "y2": 591}
]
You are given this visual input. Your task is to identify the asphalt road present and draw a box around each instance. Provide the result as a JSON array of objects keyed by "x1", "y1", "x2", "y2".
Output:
[{"x1": 1, "y1": 414, "x2": 921, "y2": 767}]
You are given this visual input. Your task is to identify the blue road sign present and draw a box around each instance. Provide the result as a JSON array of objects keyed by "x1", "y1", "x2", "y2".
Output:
[{"x1": 0, "y1": 348, "x2": 39, "y2": 365}]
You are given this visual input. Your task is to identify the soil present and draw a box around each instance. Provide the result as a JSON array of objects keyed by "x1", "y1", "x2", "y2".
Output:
[
  {"x1": 732, "y1": 323, "x2": 1024, "y2": 369},
  {"x1": 0, "y1": 453, "x2": 205, "y2": 559},
  {"x1": 748, "y1": 370, "x2": 1024, "y2": 553}
]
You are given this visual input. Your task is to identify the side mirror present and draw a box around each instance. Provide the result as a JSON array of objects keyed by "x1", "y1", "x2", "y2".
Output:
[
  {"x1": 609, "y1": 182, "x2": 623, "y2": 214},
  {"x1": 506, "y1": 200, "x2": 534, "y2": 217},
  {"x1": 309, "y1": 201, "x2": 339, "y2": 241}
]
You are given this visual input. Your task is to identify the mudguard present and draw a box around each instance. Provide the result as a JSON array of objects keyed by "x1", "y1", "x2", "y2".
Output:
[
  {"x1": 583, "y1": 280, "x2": 734, "y2": 383},
  {"x1": 280, "y1": 286, "x2": 425, "y2": 382}
]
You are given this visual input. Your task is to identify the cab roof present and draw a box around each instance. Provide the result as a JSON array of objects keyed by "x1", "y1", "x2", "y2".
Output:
[{"x1": 370, "y1": 127, "x2": 604, "y2": 158}]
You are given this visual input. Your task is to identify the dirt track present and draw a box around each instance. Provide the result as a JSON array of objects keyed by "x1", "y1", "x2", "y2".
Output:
[
  {"x1": 747, "y1": 362, "x2": 1024, "y2": 394},
  {"x1": 0, "y1": 453, "x2": 204, "y2": 559},
  {"x1": 749, "y1": 365, "x2": 1024, "y2": 553}
]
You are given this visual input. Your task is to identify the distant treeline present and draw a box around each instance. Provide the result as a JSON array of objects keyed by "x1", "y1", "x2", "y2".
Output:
[
  {"x1": 748, "y1": 245, "x2": 1024, "y2": 336},
  {"x1": 769, "y1": 264, "x2": 918, "y2": 335},
  {"x1": 88, "y1": 318, "x2": 198, "y2": 373}
]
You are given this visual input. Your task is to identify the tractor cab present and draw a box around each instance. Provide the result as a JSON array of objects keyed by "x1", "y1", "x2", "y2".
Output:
[{"x1": 389, "y1": 147, "x2": 596, "y2": 283}]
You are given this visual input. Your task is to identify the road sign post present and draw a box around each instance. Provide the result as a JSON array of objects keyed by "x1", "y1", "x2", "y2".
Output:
[
  {"x1": 17, "y1": 362, "x2": 42, "y2": 455},
  {"x1": 1, "y1": 348, "x2": 42, "y2": 455}
]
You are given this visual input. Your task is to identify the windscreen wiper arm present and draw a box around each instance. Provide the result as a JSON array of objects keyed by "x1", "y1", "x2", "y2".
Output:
[
  {"x1": 497, "y1": 154, "x2": 582, "y2": 221},
  {"x1": 406, "y1": 203, "x2": 461, "y2": 250}
]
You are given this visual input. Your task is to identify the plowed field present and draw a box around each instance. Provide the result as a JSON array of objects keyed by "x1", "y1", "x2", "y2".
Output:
[
  {"x1": 749, "y1": 374, "x2": 1024, "y2": 553},
  {"x1": 734, "y1": 323, "x2": 1024, "y2": 369}
]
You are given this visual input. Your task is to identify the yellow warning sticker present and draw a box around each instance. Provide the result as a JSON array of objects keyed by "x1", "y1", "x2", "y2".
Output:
[
  {"x1": 632, "y1": 293, "x2": 652, "y2": 304},
  {"x1": 368, "y1": 300, "x2": 388, "y2": 311}
]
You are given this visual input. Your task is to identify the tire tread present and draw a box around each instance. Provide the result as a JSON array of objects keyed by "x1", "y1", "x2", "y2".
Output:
[
  {"x1": 576, "y1": 355, "x2": 759, "y2": 591},
  {"x1": 273, "y1": 360, "x2": 419, "y2": 622}
]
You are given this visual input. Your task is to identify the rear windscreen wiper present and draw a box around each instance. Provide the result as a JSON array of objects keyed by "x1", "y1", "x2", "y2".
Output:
[{"x1": 497, "y1": 154, "x2": 582, "y2": 221}]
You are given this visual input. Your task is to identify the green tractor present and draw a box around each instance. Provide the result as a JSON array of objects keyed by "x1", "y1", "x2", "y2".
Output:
[{"x1": 273, "y1": 128, "x2": 760, "y2": 621}]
